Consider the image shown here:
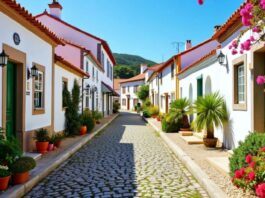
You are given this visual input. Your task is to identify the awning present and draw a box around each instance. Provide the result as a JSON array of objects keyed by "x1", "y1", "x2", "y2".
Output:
[{"x1": 101, "y1": 82, "x2": 119, "y2": 96}]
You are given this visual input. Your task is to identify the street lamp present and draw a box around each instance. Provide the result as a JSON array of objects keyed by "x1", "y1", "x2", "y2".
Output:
[
  {"x1": 0, "y1": 50, "x2": 9, "y2": 67},
  {"x1": 217, "y1": 51, "x2": 226, "y2": 66}
]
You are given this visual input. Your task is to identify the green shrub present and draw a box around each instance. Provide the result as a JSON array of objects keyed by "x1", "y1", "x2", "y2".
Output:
[
  {"x1": 143, "y1": 99, "x2": 151, "y2": 108},
  {"x1": 229, "y1": 132, "x2": 265, "y2": 176},
  {"x1": 92, "y1": 110, "x2": 103, "y2": 121},
  {"x1": 0, "y1": 165, "x2": 11, "y2": 177},
  {"x1": 136, "y1": 85, "x2": 149, "y2": 101},
  {"x1": 81, "y1": 110, "x2": 95, "y2": 133},
  {"x1": 162, "y1": 115, "x2": 181, "y2": 133},
  {"x1": 0, "y1": 128, "x2": 5, "y2": 140},
  {"x1": 0, "y1": 138, "x2": 22, "y2": 166},
  {"x1": 10, "y1": 156, "x2": 36, "y2": 174},
  {"x1": 34, "y1": 128, "x2": 49, "y2": 142},
  {"x1": 149, "y1": 106, "x2": 159, "y2": 116},
  {"x1": 113, "y1": 101, "x2": 120, "y2": 113},
  {"x1": 142, "y1": 107, "x2": 151, "y2": 118}
]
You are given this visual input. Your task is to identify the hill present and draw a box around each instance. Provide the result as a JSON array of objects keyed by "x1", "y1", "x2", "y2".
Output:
[{"x1": 113, "y1": 53, "x2": 157, "y2": 79}]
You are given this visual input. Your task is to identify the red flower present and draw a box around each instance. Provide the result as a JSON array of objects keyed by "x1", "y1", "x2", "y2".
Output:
[
  {"x1": 260, "y1": 147, "x2": 265, "y2": 152},
  {"x1": 198, "y1": 0, "x2": 203, "y2": 5},
  {"x1": 246, "y1": 154, "x2": 252, "y2": 164},
  {"x1": 248, "y1": 172, "x2": 255, "y2": 181},
  {"x1": 250, "y1": 161, "x2": 256, "y2": 168},
  {"x1": 235, "y1": 168, "x2": 245, "y2": 179},
  {"x1": 256, "y1": 183, "x2": 265, "y2": 198}
]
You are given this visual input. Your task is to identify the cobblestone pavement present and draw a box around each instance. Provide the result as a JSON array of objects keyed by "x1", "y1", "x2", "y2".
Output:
[{"x1": 26, "y1": 112, "x2": 208, "y2": 198}]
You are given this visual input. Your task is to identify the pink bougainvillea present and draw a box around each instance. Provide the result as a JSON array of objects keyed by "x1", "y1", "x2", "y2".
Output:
[
  {"x1": 256, "y1": 76, "x2": 265, "y2": 85},
  {"x1": 256, "y1": 183, "x2": 265, "y2": 198},
  {"x1": 246, "y1": 154, "x2": 252, "y2": 164},
  {"x1": 198, "y1": 0, "x2": 203, "y2": 5}
]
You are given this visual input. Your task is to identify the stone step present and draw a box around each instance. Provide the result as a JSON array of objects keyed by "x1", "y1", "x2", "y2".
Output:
[
  {"x1": 24, "y1": 152, "x2": 42, "y2": 161},
  {"x1": 193, "y1": 132, "x2": 204, "y2": 139},
  {"x1": 206, "y1": 157, "x2": 230, "y2": 176},
  {"x1": 179, "y1": 131, "x2": 193, "y2": 136},
  {"x1": 179, "y1": 135, "x2": 203, "y2": 145}
]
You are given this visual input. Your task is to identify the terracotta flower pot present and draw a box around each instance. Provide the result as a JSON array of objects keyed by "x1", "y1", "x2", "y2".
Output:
[
  {"x1": 96, "y1": 121, "x2": 100, "y2": 124},
  {"x1": 12, "y1": 172, "x2": 29, "y2": 185},
  {"x1": 36, "y1": 141, "x2": 49, "y2": 154},
  {"x1": 48, "y1": 144, "x2": 54, "y2": 151},
  {"x1": 80, "y1": 126, "x2": 87, "y2": 136},
  {"x1": 152, "y1": 115, "x2": 157, "y2": 119},
  {"x1": 0, "y1": 176, "x2": 10, "y2": 190},
  {"x1": 54, "y1": 140, "x2": 61, "y2": 148},
  {"x1": 203, "y1": 138, "x2": 218, "y2": 148}
]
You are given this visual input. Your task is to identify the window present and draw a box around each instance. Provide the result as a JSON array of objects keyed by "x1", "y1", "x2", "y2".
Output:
[
  {"x1": 92, "y1": 67, "x2": 95, "y2": 81},
  {"x1": 171, "y1": 63, "x2": 174, "y2": 78},
  {"x1": 133, "y1": 99, "x2": 138, "y2": 107},
  {"x1": 110, "y1": 65, "x2": 113, "y2": 80},
  {"x1": 156, "y1": 77, "x2": 158, "y2": 86},
  {"x1": 86, "y1": 61, "x2": 89, "y2": 73},
  {"x1": 160, "y1": 73, "x2": 163, "y2": 85},
  {"x1": 101, "y1": 52, "x2": 104, "y2": 67},
  {"x1": 133, "y1": 86, "x2": 138, "y2": 93},
  {"x1": 160, "y1": 95, "x2": 163, "y2": 108},
  {"x1": 122, "y1": 99, "x2": 126, "y2": 106},
  {"x1": 122, "y1": 87, "x2": 126, "y2": 94},
  {"x1": 33, "y1": 64, "x2": 45, "y2": 114},
  {"x1": 107, "y1": 60, "x2": 110, "y2": 78},
  {"x1": 85, "y1": 89, "x2": 89, "y2": 108},
  {"x1": 127, "y1": 86, "x2": 130, "y2": 92},
  {"x1": 62, "y1": 78, "x2": 68, "y2": 109},
  {"x1": 96, "y1": 70, "x2": 98, "y2": 82},
  {"x1": 233, "y1": 55, "x2": 247, "y2": 110},
  {"x1": 171, "y1": 92, "x2": 175, "y2": 101}
]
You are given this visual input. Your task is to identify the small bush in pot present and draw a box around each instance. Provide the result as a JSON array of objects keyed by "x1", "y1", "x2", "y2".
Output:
[
  {"x1": 0, "y1": 138, "x2": 22, "y2": 166},
  {"x1": 79, "y1": 113, "x2": 88, "y2": 136},
  {"x1": 92, "y1": 110, "x2": 103, "y2": 124},
  {"x1": 54, "y1": 133, "x2": 64, "y2": 148},
  {"x1": 48, "y1": 135, "x2": 56, "y2": 151},
  {"x1": 142, "y1": 108, "x2": 151, "y2": 118},
  {"x1": 193, "y1": 92, "x2": 228, "y2": 148},
  {"x1": 34, "y1": 128, "x2": 50, "y2": 154},
  {"x1": 0, "y1": 165, "x2": 11, "y2": 191},
  {"x1": 162, "y1": 114, "x2": 181, "y2": 133},
  {"x1": 113, "y1": 101, "x2": 120, "y2": 113},
  {"x1": 82, "y1": 110, "x2": 95, "y2": 133},
  {"x1": 149, "y1": 106, "x2": 159, "y2": 118},
  {"x1": 10, "y1": 156, "x2": 36, "y2": 185}
]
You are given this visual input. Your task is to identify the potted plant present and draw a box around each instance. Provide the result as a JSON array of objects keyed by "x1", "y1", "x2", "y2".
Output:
[
  {"x1": 0, "y1": 165, "x2": 11, "y2": 190},
  {"x1": 48, "y1": 135, "x2": 56, "y2": 151},
  {"x1": 34, "y1": 128, "x2": 50, "y2": 154},
  {"x1": 169, "y1": 98, "x2": 191, "y2": 131},
  {"x1": 10, "y1": 156, "x2": 36, "y2": 185},
  {"x1": 193, "y1": 92, "x2": 228, "y2": 148},
  {"x1": 0, "y1": 138, "x2": 22, "y2": 166},
  {"x1": 79, "y1": 113, "x2": 88, "y2": 136},
  {"x1": 92, "y1": 110, "x2": 103, "y2": 124},
  {"x1": 54, "y1": 133, "x2": 64, "y2": 148}
]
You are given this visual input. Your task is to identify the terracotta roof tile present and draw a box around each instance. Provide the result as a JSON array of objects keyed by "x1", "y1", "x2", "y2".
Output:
[
  {"x1": 1, "y1": 0, "x2": 63, "y2": 45},
  {"x1": 114, "y1": 79, "x2": 127, "y2": 91},
  {"x1": 120, "y1": 73, "x2": 145, "y2": 84}
]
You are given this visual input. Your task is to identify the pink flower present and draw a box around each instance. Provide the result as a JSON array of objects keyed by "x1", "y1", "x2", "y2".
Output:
[
  {"x1": 260, "y1": 0, "x2": 265, "y2": 10},
  {"x1": 232, "y1": 49, "x2": 238, "y2": 55},
  {"x1": 198, "y1": 0, "x2": 203, "y2": 5},
  {"x1": 246, "y1": 154, "x2": 252, "y2": 164},
  {"x1": 250, "y1": 36, "x2": 256, "y2": 42},
  {"x1": 253, "y1": 26, "x2": 262, "y2": 33},
  {"x1": 256, "y1": 183, "x2": 265, "y2": 198},
  {"x1": 248, "y1": 172, "x2": 256, "y2": 181},
  {"x1": 240, "y1": 3, "x2": 253, "y2": 26},
  {"x1": 232, "y1": 40, "x2": 238, "y2": 48},
  {"x1": 250, "y1": 161, "x2": 256, "y2": 168},
  {"x1": 260, "y1": 147, "x2": 265, "y2": 152},
  {"x1": 256, "y1": 76, "x2": 265, "y2": 85}
]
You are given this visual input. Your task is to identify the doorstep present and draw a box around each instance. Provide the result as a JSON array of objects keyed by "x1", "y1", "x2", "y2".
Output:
[
  {"x1": 0, "y1": 113, "x2": 119, "y2": 198},
  {"x1": 179, "y1": 135, "x2": 204, "y2": 144},
  {"x1": 206, "y1": 157, "x2": 230, "y2": 176},
  {"x1": 24, "y1": 153, "x2": 42, "y2": 161}
]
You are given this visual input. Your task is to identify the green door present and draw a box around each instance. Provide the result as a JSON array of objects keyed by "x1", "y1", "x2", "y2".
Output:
[
  {"x1": 197, "y1": 77, "x2": 203, "y2": 98},
  {"x1": 6, "y1": 62, "x2": 17, "y2": 140}
]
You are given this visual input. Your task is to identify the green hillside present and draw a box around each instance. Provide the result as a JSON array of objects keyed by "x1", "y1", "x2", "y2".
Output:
[{"x1": 113, "y1": 53, "x2": 157, "y2": 79}]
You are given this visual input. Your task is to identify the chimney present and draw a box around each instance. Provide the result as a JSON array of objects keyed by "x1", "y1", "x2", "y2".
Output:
[
  {"x1": 214, "y1": 25, "x2": 221, "y2": 33},
  {"x1": 49, "y1": 0, "x2": 63, "y2": 19},
  {"x1": 185, "y1": 40, "x2": 192, "y2": 50},
  {"x1": 140, "y1": 64, "x2": 148, "y2": 74}
]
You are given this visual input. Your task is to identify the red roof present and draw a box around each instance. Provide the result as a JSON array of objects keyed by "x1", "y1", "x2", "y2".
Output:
[
  {"x1": 35, "y1": 12, "x2": 116, "y2": 65},
  {"x1": 177, "y1": 48, "x2": 218, "y2": 76},
  {"x1": 1, "y1": 0, "x2": 63, "y2": 45},
  {"x1": 55, "y1": 54, "x2": 90, "y2": 78},
  {"x1": 120, "y1": 73, "x2": 145, "y2": 84},
  {"x1": 148, "y1": 63, "x2": 164, "y2": 72},
  {"x1": 114, "y1": 79, "x2": 126, "y2": 91},
  {"x1": 212, "y1": 1, "x2": 246, "y2": 40},
  {"x1": 62, "y1": 39, "x2": 104, "y2": 71}
]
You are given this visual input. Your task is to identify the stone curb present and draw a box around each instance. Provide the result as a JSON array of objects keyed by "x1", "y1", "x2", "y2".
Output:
[
  {"x1": 0, "y1": 114, "x2": 120, "y2": 198},
  {"x1": 143, "y1": 117, "x2": 228, "y2": 198}
]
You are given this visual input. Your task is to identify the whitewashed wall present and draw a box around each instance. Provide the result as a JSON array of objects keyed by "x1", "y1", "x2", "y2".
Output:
[
  {"x1": 0, "y1": 12, "x2": 53, "y2": 131},
  {"x1": 54, "y1": 64, "x2": 82, "y2": 133},
  {"x1": 120, "y1": 80, "x2": 145, "y2": 110}
]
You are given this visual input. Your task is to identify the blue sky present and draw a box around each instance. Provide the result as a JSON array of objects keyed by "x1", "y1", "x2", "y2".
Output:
[{"x1": 18, "y1": 0, "x2": 243, "y2": 63}]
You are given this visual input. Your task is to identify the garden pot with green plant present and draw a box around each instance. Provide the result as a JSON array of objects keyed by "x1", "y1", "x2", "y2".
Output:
[
  {"x1": 81, "y1": 109, "x2": 95, "y2": 133},
  {"x1": 54, "y1": 133, "x2": 64, "y2": 148},
  {"x1": 48, "y1": 135, "x2": 56, "y2": 151},
  {"x1": 92, "y1": 110, "x2": 103, "y2": 124},
  {"x1": 193, "y1": 92, "x2": 228, "y2": 148},
  {"x1": 10, "y1": 156, "x2": 36, "y2": 185},
  {"x1": 0, "y1": 165, "x2": 11, "y2": 191},
  {"x1": 34, "y1": 128, "x2": 50, "y2": 154}
]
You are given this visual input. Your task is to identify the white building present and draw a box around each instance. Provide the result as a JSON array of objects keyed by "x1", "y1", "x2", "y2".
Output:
[
  {"x1": 36, "y1": 0, "x2": 116, "y2": 116},
  {"x1": 120, "y1": 65, "x2": 147, "y2": 110},
  {"x1": 178, "y1": 2, "x2": 265, "y2": 149},
  {"x1": 0, "y1": 0, "x2": 63, "y2": 151}
]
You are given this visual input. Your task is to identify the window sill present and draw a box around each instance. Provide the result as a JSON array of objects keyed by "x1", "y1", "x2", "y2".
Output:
[
  {"x1": 233, "y1": 103, "x2": 247, "y2": 111},
  {"x1": 33, "y1": 108, "x2": 45, "y2": 115}
]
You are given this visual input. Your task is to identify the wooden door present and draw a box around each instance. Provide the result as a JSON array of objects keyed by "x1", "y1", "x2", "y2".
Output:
[{"x1": 127, "y1": 97, "x2": 130, "y2": 110}]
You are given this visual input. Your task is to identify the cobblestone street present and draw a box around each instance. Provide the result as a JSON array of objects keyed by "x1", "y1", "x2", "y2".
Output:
[{"x1": 26, "y1": 112, "x2": 208, "y2": 198}]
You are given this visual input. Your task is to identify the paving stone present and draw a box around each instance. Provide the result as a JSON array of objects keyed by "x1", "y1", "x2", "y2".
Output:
[{"x1": 26, "y1": 112, "x2": 208, "y2": 197}]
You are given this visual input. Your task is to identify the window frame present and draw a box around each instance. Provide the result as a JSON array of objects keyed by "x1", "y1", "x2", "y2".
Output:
[
  {"x1": 171, "y1": 63, "x2": 174, "y2": 78},
  {"x1": 62, "y1": 77, "x2": 68, "y2": 110},
  {"x1": 32, "y1": 63, "x2": 45, "y2": 115},
  {"x1": 233, "y1": 55, "x2": 247, "y2": 111}
]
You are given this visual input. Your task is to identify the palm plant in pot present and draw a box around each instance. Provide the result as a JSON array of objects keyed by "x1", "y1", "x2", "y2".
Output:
[
  {"x1": 0, "y1": 165, "x2": 11, "y2": 191},
  {"x1": 193, "y1": 92, "x2": 228, "y2": 148},
  {"x1": 10, "y1": 156, "x2": 36, "y2": 185},
  {"x1": 34, "y1": 128, "x2": 50, "y2": 154},
  {"x1": 169, "y1": 98, "x2": 191, "y2": 131}
]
